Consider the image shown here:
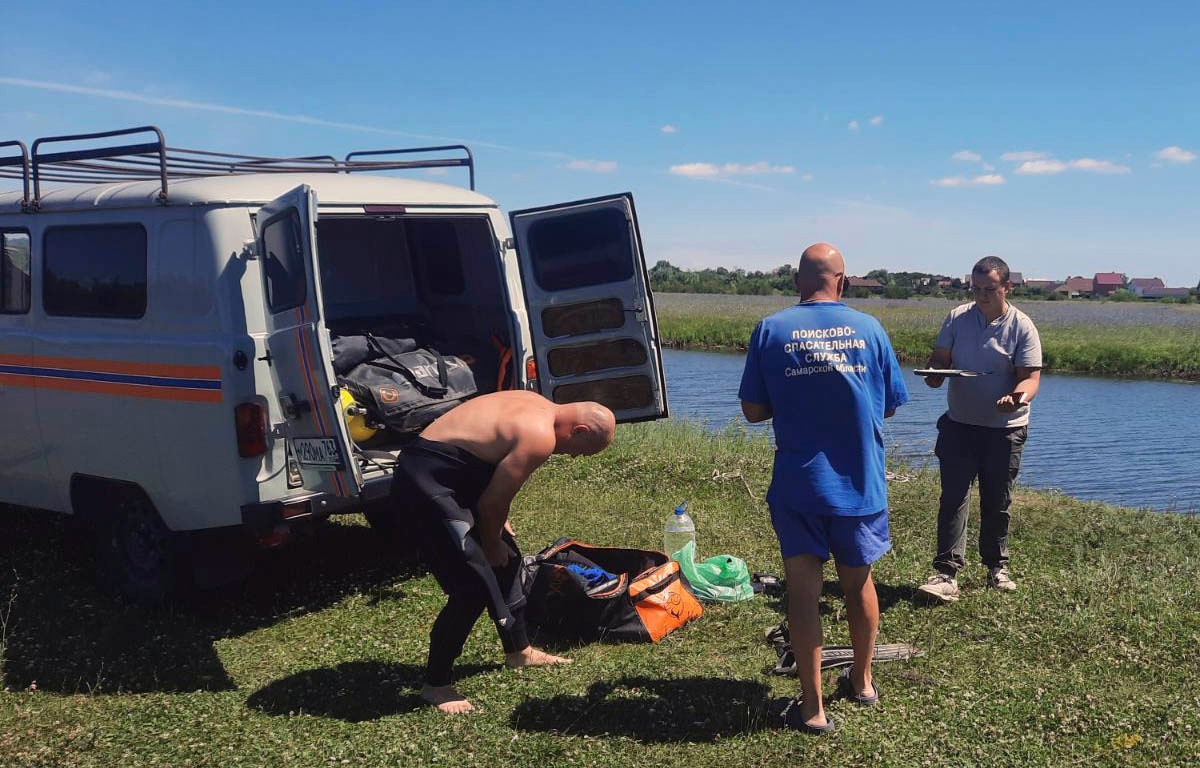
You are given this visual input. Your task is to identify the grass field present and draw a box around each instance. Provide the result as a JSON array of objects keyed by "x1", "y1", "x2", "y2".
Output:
[
  {"x1": 655, "y1": 293, "x2": 1200, "y2": 379},
  {"x1": 2, "y1": 422, "x2": 1198, "y2": 767}
]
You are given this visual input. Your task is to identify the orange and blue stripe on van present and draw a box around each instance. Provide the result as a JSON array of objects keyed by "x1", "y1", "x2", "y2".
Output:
[{"x1": 0, "y1": 354, "x2": 222, "y2": 402}]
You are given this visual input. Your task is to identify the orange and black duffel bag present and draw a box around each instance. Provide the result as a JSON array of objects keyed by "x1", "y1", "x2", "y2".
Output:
[{"x1": 522, "y1": 539, "x2": 704, "y2": 643}]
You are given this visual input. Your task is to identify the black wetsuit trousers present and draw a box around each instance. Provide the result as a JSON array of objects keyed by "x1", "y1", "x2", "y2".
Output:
[{"x1": 390, "y1": 437, "x2": 530, "y2": 687}]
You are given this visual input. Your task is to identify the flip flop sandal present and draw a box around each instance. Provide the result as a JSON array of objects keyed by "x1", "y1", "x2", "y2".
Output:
[
  {"x1": 778, "y1": 696, "x2": 836, "y2": 735},
  {"x1": 836, "y1": 668, "x2": 881, "y2": 706},
  {"x1": 771, "y1": 647, "x2": 797, "y2": 676},
  {"x1": 751, "y1": 572, "x2": 786, "y2": 597}
]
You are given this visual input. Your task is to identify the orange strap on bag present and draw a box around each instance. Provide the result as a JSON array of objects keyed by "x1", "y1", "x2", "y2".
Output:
[
  {"x1": 628, "y1": 559, "x2": 705, "y2": 642},
  {"x1": 491, "y1": 334, "x2": 513, "y2": 391}
]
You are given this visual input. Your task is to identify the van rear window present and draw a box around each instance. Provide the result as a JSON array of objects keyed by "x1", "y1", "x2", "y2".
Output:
[
  {"x1": 1, "y1": 230, "x2": 30, "y2": 314},
  {"x1": 44, "y1": 224, "x2": 146, "y2": 318},
  {"x1": 527, "y1": 208, "x2": 634, "y2": 291},
  {"x1": 261, "y1": 209, "x2": 307, "y2": 313}
]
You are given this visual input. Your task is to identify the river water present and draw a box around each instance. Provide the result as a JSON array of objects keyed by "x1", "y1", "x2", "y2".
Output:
[{"x1": 661, "y1": 348, "x2": 1200, "y2": 513}]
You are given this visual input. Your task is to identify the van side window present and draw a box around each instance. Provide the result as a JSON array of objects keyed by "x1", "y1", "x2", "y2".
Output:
[
  {"x1": 408, "y1": 220, "x2": 465, "y2": 295},
  {"x1": 261, "y1": 209, "x2": 307, "y2": 313},
  {"x1": 1, "y1": 231, "x2": 31, "y2": 314},
  {"x1": 527, "y1": 207, "x2": 634, "y2": 291},
  {"x1": 44, "y1": 224, "x2": 147, "y2": 318}
]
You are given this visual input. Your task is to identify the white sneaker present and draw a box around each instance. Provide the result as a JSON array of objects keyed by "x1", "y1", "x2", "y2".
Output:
[
  {"x1": 916, "y1": 573, "x2": 960, "y2": 603},
  {"x1": 987, "y1": 567, "x2": 1017, "y2": 592}
]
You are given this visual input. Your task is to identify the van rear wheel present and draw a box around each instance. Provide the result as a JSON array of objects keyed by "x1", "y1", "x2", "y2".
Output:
[{"x1": 95, "y1": 489, "x2": 178, "y2": 605}]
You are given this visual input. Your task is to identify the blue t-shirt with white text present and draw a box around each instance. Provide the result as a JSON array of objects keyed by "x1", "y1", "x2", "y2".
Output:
[{"x1": 738, "y1": 301, "x2": 909, "y2": 516}]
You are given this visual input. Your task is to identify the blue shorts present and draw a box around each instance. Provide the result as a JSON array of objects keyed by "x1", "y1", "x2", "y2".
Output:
[{"x1": 770, "y1": 507, "x2": 891, "y2": 567}]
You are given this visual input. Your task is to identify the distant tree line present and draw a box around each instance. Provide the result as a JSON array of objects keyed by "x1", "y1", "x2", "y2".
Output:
[
  {"x1": 649, "y1": 261, "x2": 1197, "y2": 303},
  {"x1": 648, "y1": 261, "x2": 973, "y2": 299}
]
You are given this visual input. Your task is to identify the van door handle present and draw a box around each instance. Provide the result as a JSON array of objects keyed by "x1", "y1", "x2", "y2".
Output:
[{"x1": 281, "y1": 394, "x2": 311, "y2": 419}]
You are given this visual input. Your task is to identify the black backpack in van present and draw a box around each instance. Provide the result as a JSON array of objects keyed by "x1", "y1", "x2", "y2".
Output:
[{"x1": 340, "y1": 332, "x2": 477, "y2": 434}]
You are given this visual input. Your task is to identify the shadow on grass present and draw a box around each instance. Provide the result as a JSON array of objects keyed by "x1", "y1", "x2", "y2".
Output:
[
  {"x1": 511, "y1": 676, "x2": 771, "y2": 742},
  {"x1": 0, "y1": 505, "x2": 422, "y2": 695},
  {"x1": 758, "y1": 579, "x2": 919, "y2": 617},
  {"x1": 245, "y1": 661, "x2": 496, "y2": 722}
]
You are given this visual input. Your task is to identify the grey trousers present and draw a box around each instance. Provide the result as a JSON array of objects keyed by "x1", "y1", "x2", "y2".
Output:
[{"x1": 933, "y1": 414, "x2": 1029, "y2": 575}]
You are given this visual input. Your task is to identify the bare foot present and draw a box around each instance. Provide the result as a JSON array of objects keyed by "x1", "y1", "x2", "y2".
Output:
[
  {"x1": 505, "y1": 646, "x2": 573, "y2": 669},
  {"x1": 420, "y1": 683, "x2": 475, "y2": 714}
]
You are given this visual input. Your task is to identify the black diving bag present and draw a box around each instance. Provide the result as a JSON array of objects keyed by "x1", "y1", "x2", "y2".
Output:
[{"x1": 342, "y1": 342, "x2": 477, "y2": 434}]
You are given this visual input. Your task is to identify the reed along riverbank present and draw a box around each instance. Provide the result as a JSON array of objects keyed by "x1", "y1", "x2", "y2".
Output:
[
  {"x1": 2, "y1": 422, "x2": 1198, "y2": 766},
  {"x1": 655, "y1": 293, "x2": 1200, "y2": 380}
]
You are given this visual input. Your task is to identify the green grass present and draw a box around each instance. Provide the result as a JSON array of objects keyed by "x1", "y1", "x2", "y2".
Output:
[
  {"x1": 655, "y1": 294, "x2": 1200, "y2": 379},
  {"x1": 3, "y1": 422, "x2": 1199, "y2": 766}
]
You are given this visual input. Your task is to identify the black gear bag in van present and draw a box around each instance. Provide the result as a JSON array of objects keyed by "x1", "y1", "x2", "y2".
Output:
[
  {"x1": 341, "y1": 334, "x2": 477, "y2": 433},
  {"x1": 523, "y1": 539, "x2": 704, "y2": 643}
]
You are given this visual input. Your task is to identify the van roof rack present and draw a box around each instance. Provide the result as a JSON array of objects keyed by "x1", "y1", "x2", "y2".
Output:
[
  {"x1": 0, "y1": 140, "x2": 31, "y2": 210},
  {"x1": 0, "y1": 125, "x2": 476, "y2": 209}
]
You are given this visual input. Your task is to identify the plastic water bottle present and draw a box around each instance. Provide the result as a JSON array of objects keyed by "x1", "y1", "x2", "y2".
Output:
[{"x1": 663, "y1": 500, "x2": 697, "y2": 561}]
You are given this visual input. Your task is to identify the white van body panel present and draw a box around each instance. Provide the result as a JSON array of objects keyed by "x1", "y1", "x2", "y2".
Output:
[{"x1": 0, "y1": 164, "x2": 664, "y2": 548}]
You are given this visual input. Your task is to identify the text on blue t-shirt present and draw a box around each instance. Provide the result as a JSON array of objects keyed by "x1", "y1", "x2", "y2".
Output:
[{"x1": 738, "y1": 301, "x2": 909, "y2": 516}]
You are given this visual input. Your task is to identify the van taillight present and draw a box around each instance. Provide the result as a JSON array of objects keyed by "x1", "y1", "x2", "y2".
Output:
[{"x1": 235, "y1": 403, "x2": 268, "y2": 457}]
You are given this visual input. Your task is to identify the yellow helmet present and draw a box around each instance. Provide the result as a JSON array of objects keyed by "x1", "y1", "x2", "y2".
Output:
[{"x1": 338, "y1": 388, "x2": 378, "y2": 444}]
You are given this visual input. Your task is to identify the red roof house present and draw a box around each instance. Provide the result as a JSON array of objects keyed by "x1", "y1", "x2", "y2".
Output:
[
  {"x1": 1092, "y1": 272, "x2": 1127, "y2": 296},
  {"x1": 847, "y1": 277, "x2": 885, "y2": 293},
  {"x1": 1129, "y1": 277, "x2": 1165, "y2": 297},
  {"x1": 1056, "y1": 276, "x2": 1094, "y2": 297}
]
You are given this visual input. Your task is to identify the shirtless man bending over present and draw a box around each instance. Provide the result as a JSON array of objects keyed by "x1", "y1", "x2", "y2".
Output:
[{"x1": 389, "y1": 390, "x2": 617, "y2": 713}]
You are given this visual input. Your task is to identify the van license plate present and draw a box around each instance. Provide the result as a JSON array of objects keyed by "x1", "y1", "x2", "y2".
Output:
[{"x1": 291, "y1": 437, "x2": 344, "y2": 470}]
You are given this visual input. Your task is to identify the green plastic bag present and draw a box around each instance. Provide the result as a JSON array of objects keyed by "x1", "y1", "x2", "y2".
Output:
[{"x1": 672, "y1": 540, "x2": 755, "y2": 603}]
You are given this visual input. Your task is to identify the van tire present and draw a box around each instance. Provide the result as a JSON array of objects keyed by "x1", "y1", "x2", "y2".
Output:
[{"x1": 74, "y1": 479, "x2": 179, "y2": 605}]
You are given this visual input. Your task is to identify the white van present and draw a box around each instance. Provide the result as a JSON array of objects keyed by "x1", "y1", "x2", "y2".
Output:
[{"x1": 0, "y1": 126, "x2": 667, "y2": 601}]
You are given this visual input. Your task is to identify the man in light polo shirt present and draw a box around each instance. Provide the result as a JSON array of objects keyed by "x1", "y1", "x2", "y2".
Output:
[
  {"x1": 917, "y1": 256, "x2": 1042, "y2": 603},
  {"x1": 740, "y1": 242, "x2": 908, "y2": 734}
]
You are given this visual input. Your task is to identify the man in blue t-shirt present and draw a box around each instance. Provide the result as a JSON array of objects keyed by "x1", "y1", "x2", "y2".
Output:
[{"x1": 740, "y1": 242, "x2": 908, "y2": 734}]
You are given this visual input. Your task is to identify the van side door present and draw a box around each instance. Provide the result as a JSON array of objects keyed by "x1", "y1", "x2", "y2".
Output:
[
  {"x1": 510, "y1": 193, "x2": 668, "y2": 423},
  {"x1": 255, "y1": 186, "x2": 361, "y2": 498},
  {"x1": 0, "y1": 228, "x2": 50, "y2": 508}
]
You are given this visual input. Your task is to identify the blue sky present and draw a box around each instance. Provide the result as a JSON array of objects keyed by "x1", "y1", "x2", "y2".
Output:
[{"x1": 2, "y1": 1, "x2": 1198, "y2": 285}]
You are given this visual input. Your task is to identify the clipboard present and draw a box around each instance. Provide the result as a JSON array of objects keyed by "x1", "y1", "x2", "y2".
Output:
[{"x1": 912, "y1": 368, "x2": 991, "y2": 378}]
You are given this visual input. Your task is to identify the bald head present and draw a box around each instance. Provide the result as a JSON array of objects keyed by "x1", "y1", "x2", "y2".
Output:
[
  {"x1": 794, "y1": 242, "x2": 846, "y2": 300},
  {"x1": 556, "y1": 401, "x2": 616, "y2": 456}
]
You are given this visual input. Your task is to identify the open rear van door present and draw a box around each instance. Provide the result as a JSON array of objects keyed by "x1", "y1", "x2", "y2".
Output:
[
  {"x1": 256, "y1": 185, "x2": 361, "y2": 497},
  {"x1": 510, "y1": 193, "x2": 668, "y2": 423}
]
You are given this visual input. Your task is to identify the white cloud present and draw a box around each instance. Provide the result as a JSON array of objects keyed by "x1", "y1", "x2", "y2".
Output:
[
  {"x1": 566, "y1": 159, "x2": 618, "y2": 173},
  {"x1": 1015, "y1": 159, "x2": 1069, "y2": 175},
  {"x1": 931, "y1": 174, "x2": 1006, "y2": 187},
  {"x1": 660, "y1": 124, "x2": 679, "y2": 134},
  {"x1": 802, "y1": 173, "x2": 814, "y2": 182},
  {"x1": 0, "y1": 76, "x2": 571, "y2": 159},
  {"x1": 669, "y1": 163, "x2": 720, "y2": 178},
  {"x1": 1069, "y1": 158, "x2": 1130, "y2": 174},
  {"x1": 952, "y1": 150, "x2": 982, "y2": 163},
  {"x1": 1001, "y1": 150, "x2": 1048, "y2": 162},
  {"x1": 869, "y1": 115, "x2": 884, "y2": 126},
  {"x1": 723, "y1": 161, "x2": 794, "y2": 175},
  {"x1": 669, "y1": 161, "x2": 794, "y2": 178},
  {"x1": 848, "y1": 120, "x2": 860, "y2": 131},
  {"x1": 1156, "y1": 145, "x2": 1196, "y2": 164},
  {"x1": 1015, "y1": 157, "x2": 1131, "y2": 176}
]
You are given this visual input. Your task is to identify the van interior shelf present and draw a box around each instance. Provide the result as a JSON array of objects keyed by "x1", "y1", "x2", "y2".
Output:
[{"x1": 0, "y1": 125, "x2": 475, "y2": 209}]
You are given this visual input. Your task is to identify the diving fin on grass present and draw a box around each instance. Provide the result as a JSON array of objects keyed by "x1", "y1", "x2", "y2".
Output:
[{"x1": 764, "y1": 621, "x2": 924, "y2": 675}]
